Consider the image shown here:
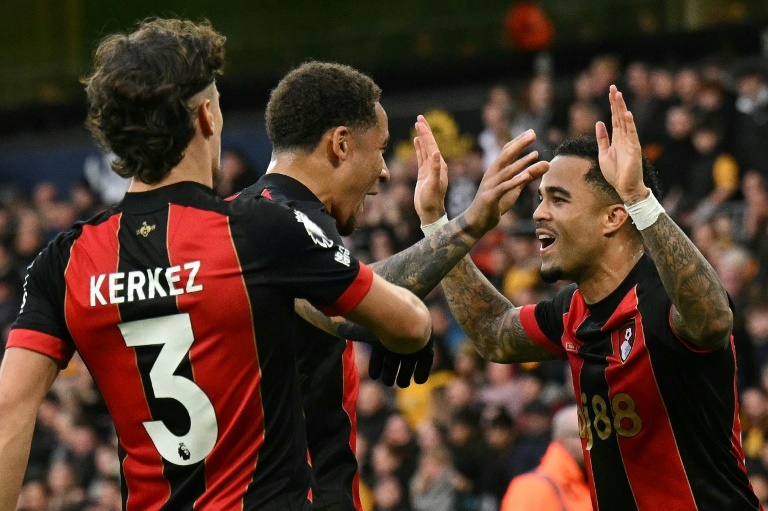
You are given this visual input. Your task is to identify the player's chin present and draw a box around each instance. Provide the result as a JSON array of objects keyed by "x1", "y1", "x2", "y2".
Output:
[{"x1": 540, "y1": 264, "x2": 564, "y2": 284}]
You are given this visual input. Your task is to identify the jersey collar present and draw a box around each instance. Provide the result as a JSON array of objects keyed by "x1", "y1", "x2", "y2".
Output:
[{"x1": 118, "y1": 181, "x2": 216, "y2": 214}]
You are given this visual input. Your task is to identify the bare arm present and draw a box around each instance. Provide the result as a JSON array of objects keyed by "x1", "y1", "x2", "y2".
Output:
[
  {"x1": 0, "y1": 348, "x2": 59, "y2": 511},
  {"x1": 367, "y1": 213, "x2": 485, "y2": 299},
  {"x1": 341, "y1": 273, "x2": 431, "y2": 354},
  {"x1": 597, "y1": 86, "x2": 732, "y2": 350},
  {"x1": 640, "y1": 212, "x2": 732, "y2": 348},
  {"x1": 440, "y1": 237, "x2": 560, "y2": 364}
]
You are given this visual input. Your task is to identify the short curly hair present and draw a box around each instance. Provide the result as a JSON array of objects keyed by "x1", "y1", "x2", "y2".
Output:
[
  {"x1": 82, "y1": 18, "x2": 226, "y2": 184},
  {"x1": 265, "y1": 61, "x2": 381, "y2": 153},
  {"x1": 554, "y1": 136, "x2": 662, "y2": 205}
]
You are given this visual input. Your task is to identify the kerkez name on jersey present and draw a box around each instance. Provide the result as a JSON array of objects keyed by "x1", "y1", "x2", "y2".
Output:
[{"x1": 90, "y1": 261, "x2": 203, "y2": 306}]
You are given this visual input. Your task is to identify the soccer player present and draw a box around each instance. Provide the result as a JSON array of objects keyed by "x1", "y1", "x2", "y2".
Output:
[
  {"x1": 0, "y1": 19, "x2": 431, "y2": 511},
  {"x1": 408, "y1": 85, "x2": 760, "y2": 509},
  {"x1": 250, "y1": 61, "x2": 552, "y2": 511},
  {"x1": 241, "y1": 62, "x2": 548, "y2": 511}
]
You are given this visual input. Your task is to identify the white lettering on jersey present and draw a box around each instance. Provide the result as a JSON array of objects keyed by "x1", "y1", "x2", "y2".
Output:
[
  {"x1": 184, "y1": 261, "x2": 203, "y2": 292},
  {"x1": 89, "y1": 261, "x2": 204, "y2": 306},
  {"x1": 90, "y1": 274, "x2": 107, "y2": 306},
  {"x1": 127, "y1": 271, "x2": 146, "y2": 302},
  {"x1": 294, "y1": 210, "x2": 334, "y2": 248},
  {"x1": 20, "y1": 261, "x2": 34, "y2": 312},
  {"x1": 334, "y1": 246, "x2": 351, "y2": 267},
  {"x1": 166, "y1": 265, "x2": 183, "y2": 296},
  {"x1": 148, "y1": 268, "x2": 167, "y2": 299}
]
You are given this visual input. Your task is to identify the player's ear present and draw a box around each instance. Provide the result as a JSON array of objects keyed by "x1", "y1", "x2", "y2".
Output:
[
  {"x1": 329, "y1": 126, "x2": 351, "y2": 165},
  {"x1": 604, "y1": 203, "x2": 631, "y2": 236},
  {"x1": 197, "y1": 99, "x2": 215, "y2": 138}
]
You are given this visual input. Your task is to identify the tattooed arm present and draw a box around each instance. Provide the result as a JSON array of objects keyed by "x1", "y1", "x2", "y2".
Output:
[
  {"x1": 639, "y1": 213, "x2": 732, "y2": 348},
  {"x1": 597, "y1": 85, "x2": 732, "y2": 350},
  {"x1": 368, "y1": 213, "x2": 480, "y2": 298},
  {"x1": 443, "y1": 254, "x2": 559, "y2": 363}
]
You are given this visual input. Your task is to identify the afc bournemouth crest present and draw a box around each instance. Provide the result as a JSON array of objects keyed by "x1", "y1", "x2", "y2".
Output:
[{"x1": 619, "y1": 319, "x2": 636, "y2": 363}]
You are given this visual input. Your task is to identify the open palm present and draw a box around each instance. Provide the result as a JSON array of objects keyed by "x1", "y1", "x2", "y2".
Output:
[{"x1": 596, "y1": 85, "x2": 647, "y2": 202}]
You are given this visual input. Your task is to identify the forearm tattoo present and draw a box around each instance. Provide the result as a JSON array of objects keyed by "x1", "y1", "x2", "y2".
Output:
[
  {"x1": 369, "y1": 213, "x2": 480, "y2": 299},
  {"x1": 642, "y1": 213, "x2": 732, "y2": 346},
  {"x1": 441, "y1": 256, "x2": 557, "y2": 363}
]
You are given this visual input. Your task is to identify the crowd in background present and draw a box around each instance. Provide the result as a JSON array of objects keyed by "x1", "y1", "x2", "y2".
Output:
[{"x1": 4, "y1": 52, "x2": 768, "y2": 510}]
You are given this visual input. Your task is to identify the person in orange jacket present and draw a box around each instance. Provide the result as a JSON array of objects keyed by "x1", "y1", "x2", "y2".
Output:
[{"x1": 500, "y1": 405, "x2": 592, "y2": 511}]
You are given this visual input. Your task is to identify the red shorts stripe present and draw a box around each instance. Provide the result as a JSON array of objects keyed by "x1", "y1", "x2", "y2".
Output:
[{"x1": 320, "y1": 263, "x2": 373, "y2": 317}]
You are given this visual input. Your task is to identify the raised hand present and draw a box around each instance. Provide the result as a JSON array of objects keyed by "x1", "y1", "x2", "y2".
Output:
[
  {"x1": 464, "y1": 130, "x2": 549, "y2": 236},
  {"x1": 595, "y1": 85, "x2": 649, "y2": 204},
  {"x1": 413, "y1": 115, "x2": 449, "y2": 224}
]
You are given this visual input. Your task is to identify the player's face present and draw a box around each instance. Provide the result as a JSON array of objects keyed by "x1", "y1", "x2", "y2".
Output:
[
  {"x1": 337, "y1": 102, "x2": 390, "y2": 235},
  {"x1": 533, "y1": 155, "x2": 608, "y2": 283}
]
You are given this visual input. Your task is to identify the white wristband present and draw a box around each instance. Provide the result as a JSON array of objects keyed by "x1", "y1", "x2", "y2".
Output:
[
  {"x1": 420, "y1": 214, "x2": 449, "y2": 237},
  {"x1": 625, "y1": 190, "x2": 665, "y2": 230}
]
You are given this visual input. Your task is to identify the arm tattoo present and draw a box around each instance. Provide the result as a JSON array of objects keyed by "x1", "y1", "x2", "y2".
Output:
[
  {"x1": 642, "y1": 213, "x2": 733, "y2": 348},
  {"x1": 294, "y1": 298, "x2": 339, "y2": 337},
  {"x1": 441, "y1": 255, "x2": 559, "y2": 363},
  {"x1": 369, "y1": 213, "x2": 481, "y2": 299}
]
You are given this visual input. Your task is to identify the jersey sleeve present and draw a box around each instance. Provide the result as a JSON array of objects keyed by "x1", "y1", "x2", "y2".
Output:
[
  {"x1": 7, "y1": 237, "x2": 76, "y2": 367},
  {"x1": 247, "y1": 200, "x2": 372, "y2": 315},
  {"x1": 519, "y1": 284, "x2": 577, "y2": 359}
]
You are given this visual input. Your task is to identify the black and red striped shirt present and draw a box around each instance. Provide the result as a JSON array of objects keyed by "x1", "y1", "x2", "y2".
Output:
[
  {"x1": 243, "y1": 173, "x2": 362, "y2": 511},
  {"x1": 520, "y1": 254, "x2": 760, "y2": 511},
  {"x1": 8, "y1": 181, "x2": 373, "y2": 511}
]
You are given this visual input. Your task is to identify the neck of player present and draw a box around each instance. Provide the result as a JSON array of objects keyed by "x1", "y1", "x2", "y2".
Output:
[
  {"x1": 265, "y1": 150, "x2": 338, "y2": 214},
  {"x1": 577, "y1": 241, "x2": 645, "y2": 305}
]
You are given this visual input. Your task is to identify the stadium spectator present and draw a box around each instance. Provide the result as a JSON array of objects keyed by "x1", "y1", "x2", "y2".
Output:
[{"x1": 500, "y1": 405, "x2": 591, "y2": 511}]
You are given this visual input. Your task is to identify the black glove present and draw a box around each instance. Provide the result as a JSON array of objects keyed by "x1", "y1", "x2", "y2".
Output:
[{"x1": 336, "y1": 322, "x2": 434, "y2": 388}]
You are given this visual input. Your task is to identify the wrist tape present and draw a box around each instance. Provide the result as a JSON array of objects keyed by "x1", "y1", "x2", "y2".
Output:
[
  {"x1": 625, "y1": 190, "x2": 665, "y2": 230},
  {"x1": 420, "y1": 214, "x2": 449, "y2": 237}
]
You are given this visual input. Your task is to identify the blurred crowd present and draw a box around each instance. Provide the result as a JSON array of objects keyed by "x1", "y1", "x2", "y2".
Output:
[{"x1": 4, "y1": 52, "x2": 768, "y2": 510}]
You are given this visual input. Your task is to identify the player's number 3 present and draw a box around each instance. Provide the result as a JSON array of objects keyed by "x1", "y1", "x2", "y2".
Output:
[{"x1": 119, "y1": 313, "x2": 218, "y2": 466}]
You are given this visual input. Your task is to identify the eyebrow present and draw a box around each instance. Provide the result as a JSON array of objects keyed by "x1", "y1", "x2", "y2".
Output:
[{"x1": 539, "y1": 185, "x2": 572, "y2": 198}]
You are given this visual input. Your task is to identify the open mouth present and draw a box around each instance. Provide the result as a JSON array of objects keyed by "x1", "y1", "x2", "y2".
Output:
[{"x1": 538, "y1": 234, "x2": 556, "y2": 252}]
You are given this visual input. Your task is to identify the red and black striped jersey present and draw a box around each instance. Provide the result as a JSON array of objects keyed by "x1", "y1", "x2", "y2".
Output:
[
  {"x1": 242, "y1": 173, "x2": 362, "y2": 511},
  {"x1": 520, "y1": 254, "x2": 760, "y2": 511},
  {"x1": 8, "y1": 181, "x2": 373, "y2": 511}
]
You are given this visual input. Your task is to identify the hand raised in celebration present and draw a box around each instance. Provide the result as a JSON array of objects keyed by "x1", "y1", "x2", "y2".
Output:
[
  {"x1": 464, "y1": 130, "x2": 549, "y2": 236},
  {"x1": 595, "y1": 85, "x2": 649, "y2": 204},
  {"x1": 413, "y1": 115, "x2": 449, "y2": 225}
]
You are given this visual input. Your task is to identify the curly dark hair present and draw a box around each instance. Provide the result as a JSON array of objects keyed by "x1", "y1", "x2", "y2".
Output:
[
  {"x1": 265, "y1": 61, "x2": 382, "y2": 153},
  {"x1": 82, "y1": 18, "x2": 226, "y2": 184},
  {"x1": 553, "y1": 136, "x2": 662, "y2": 205}
]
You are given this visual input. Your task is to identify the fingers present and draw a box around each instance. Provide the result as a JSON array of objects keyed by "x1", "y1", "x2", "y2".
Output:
[
  {"x1": 610, "y1": 85, "x2": 621, "y2": 132},
  {"x1": 499, "y1": 160, "x2": 549, "y2": 190},
  {"x1": 485, "y1": 150, "x2": 540, "y2": 188},
  {"x1": 379, "y1": 355, "x2": 399, "y2": 387},
  {"x1": 489, "y1": 130, "x2": 536, "y2": 175},
  {"x1": 414, "y1": 137, "x2": 424, "y2": 168},
  {"x1": 413, "y1": 341, "x2": 434, "y2": 384},
  {"x1": 416, "y1": 115, "x2": 440, "y2": 156},
  {"x1": 396, "y1": 357, "x2": 418, "y2": 388},
  {"x1": 595, "y1": 121, "x2": 610, "y2": 152},
  {"x1": 368, "y1": 344, "x2": 385, "y2": 380}
]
